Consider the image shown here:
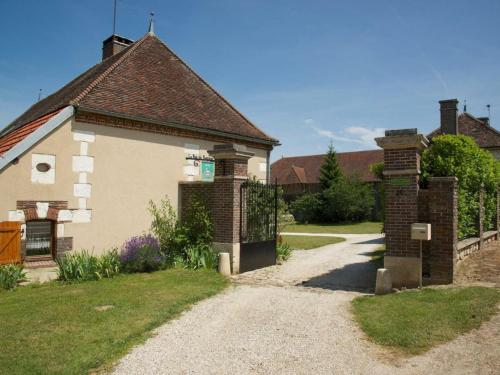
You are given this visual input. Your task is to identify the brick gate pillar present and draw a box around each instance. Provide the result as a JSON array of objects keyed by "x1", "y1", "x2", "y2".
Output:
[
  {"x1": 375, "y1": 129, "x2": 428, "y2": 288},
  {"x1": 428, "y1": 177, "x2": 458, "y2": 284},
  {"x1": 208, "y1": 144, "x2": 254, "y2": 274}
]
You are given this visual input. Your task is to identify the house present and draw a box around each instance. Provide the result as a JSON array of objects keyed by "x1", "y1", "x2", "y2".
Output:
[
  {"x1": 271, "y1": 149, "x2": 383, "y2": 201},
  {"x1": 428, "y1": 99, "x2": 500, "y2": 158},
  {"x1": 0, "y1": 28, "x2": 277, "y2": 262}
]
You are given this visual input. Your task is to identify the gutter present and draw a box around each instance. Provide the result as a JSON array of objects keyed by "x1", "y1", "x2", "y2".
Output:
[
  {"x1": 0, "y1": 106, "x2": 74, "y2": 172},
  {"x1": 75, "y1": 105, "x2": 281, "y2": 147}
]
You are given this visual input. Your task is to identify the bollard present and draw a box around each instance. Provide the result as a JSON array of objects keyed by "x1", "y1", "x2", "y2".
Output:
[
  {"x1": 218, "y1": 252, "x2": 231, "y2": 276},
  {"x1": 375, "y1": 268, "x2": 392, "y2": 295}
]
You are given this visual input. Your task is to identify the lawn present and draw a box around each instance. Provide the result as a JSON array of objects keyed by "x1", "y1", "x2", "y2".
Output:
[
  {"x1": 282, "y1": 221, "x2": 383, "y2": 234},
  {"x1": 0, "y1": 269, "x2": 228, "y2": 374},
  {"x1": 281, "y1": 235, "x2": 344, "y2": 250},
  {"x1": 352, "y1": 287, "x2": 500, "y2": 354}
]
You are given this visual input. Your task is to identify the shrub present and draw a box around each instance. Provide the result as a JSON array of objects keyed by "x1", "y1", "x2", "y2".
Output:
[
  {"x1": 147, "y1": 195, "x2": 222, "y2": 270},
  {"x1": 322, "y1": 176, "x2": 375, "y2": 222},
  {"x1": 149, "y1": 197, "x2": 179, "y2": 255},
  {"x1": 277, "y1": 186, "x2": 293, "y2": 231},
  {"x1": 290, "y1": 193, "x2": 323, "y2": 223},
  {"x1": 422, "y1": 134, "x2": 500, "y2": 238},
  {"x1": 180, "y1": 195, "x2": 213, "y2": 247},
  {"x1": 120, "y1": 234, "x2": 165, "y2": 273},
  {"x1": 0, "y1": 264, "x2": 27, "y2": 290},
  {"x1": 57, "y1": 249, "x2": 120, "y2": 282}
]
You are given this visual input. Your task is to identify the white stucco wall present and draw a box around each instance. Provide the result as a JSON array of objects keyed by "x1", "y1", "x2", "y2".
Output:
[{"x1": 0, "y1": 117, "x2": 271, "y2": 253}]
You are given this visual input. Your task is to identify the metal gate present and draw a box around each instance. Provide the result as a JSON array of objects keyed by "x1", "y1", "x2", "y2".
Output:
[
  {"x1": 0, "y1": 221, "x2": 22, "y2": 265},
  {"x1": 240, "y1": 180, "x2": 277, "y2": 273}
]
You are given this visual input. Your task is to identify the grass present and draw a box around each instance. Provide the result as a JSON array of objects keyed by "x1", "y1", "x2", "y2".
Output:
[
  {"x1": 0, "y1": 269, "x2": 228, "y2": 374},
  {"x1": 282, "y1": 221, "x2": 383, "y2": 234},
  {"x1": 352, "y1": 287, "x2": 500, "y2": 354},
  {"x1": 281, "y1": 235, "x2": 344, "y2": 250}
]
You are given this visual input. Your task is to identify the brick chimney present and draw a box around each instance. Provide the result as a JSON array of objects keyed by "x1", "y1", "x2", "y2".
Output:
[
  {"x1": 439, "y1": 99, "x2": 459, "y2": 135},
  {"x1": 102, "y1": 35, "x2": 133, "y2": 60}
]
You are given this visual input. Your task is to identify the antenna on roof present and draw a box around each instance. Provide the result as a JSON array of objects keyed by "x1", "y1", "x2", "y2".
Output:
[
  {"x1": 37, "y1": 89, "x2": 42, "y2": 102},
  {"x1": 112, "y1": 0, "x2": 117, "y2": 35},
  {"x1": 148, "y1": 12, "x2": 155, "y2": 35},
  {"x1": 487, "y1": 104, "x2": 491, "y2": 118},
  {"x1": 463, "y1": 99, "x2": 467, "y2": 112}
]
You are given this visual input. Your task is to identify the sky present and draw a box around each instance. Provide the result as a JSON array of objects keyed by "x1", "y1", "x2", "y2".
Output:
[{"x1": 0, "y1": 0, "x2": 499, "y2": 161}]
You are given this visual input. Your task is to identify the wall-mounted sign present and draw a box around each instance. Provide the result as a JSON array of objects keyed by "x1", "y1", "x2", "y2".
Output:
[
  {"x1": 185, "y1": 154, "x2": 215, "y2": 166},
  {"x1": 390, "y1": 177, "x2": 411, "y2": 186},
  {"x1": 201, "y1": 161, "x2": 215, "y2": 182}
]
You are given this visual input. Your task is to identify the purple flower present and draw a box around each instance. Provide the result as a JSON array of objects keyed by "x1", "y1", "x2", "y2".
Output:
[{"x1": 120, "y1": 234, "x2": 159, "y2": 261}]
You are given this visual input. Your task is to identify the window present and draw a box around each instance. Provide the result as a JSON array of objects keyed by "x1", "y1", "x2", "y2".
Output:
[{"x1": 25, "y1": 221, "x2": 54, "y2": 258}]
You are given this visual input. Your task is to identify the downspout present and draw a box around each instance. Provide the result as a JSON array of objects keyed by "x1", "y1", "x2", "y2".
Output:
[{"x1": 266, "y1": 149, "x2": 271, "y2": 184}]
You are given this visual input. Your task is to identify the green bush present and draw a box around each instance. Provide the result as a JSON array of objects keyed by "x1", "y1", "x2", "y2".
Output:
[
  {"x1": 322, "y1": 176, "x2": 375, "y2": 222},
  {"x1": 290, "y1": 193, "x2": 323, "y2": 223},
  {"x1": 149, "y1": 197, "x2": 179, "y2": 255},
  {"x1": 277, "y1": 186, "x2": 293, "y2": 231},
  {"x1": 56, "y1": 249, "x2": 120, "y2": 282},
  {"x1": 149, "y1": 195, "x2": 215, "y2": 269},
  {"x1": 179, "y1": 195, "x2": 213, "y2": 247},
  {"x1": 0, "y1": 264, "x2": 26, "y2": 290},
  {"x1": 422, "y1": 134, "x2": 500, "y2": 238}
]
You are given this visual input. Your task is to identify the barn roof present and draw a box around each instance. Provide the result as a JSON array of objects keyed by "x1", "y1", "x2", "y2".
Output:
[{"x1": 271, "y1": 149, "x2": 383, "y2": 185}]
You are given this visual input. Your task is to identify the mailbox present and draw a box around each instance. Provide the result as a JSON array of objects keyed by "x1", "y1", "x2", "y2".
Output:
[{"x1": 411, "y1": 223, "x2": 431, "y2": 241}]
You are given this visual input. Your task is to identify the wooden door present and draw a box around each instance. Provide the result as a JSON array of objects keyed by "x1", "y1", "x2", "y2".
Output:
[{"x1": 0, "y1": 221, "x2": 22, "y2": 265}]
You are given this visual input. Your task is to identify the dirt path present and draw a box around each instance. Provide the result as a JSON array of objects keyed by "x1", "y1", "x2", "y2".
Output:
[
  {"x1": 455, "y1": 240, "x2": 500, "y2": 286},
  {"x1": 112, "y1": 234, "x2": 500, "y2": 375}
]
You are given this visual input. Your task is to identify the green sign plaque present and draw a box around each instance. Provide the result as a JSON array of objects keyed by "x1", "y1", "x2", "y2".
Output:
[
  {"x1": 390, "y1": 177, "x2": 410, "y2": 186},
  {"x1": 201, "y1": 161, "x2": 215, "y2": 182}
]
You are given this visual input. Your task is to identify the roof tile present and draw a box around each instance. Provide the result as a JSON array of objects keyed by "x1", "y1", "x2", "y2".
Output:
[
  {"x1": 0, "y1": 110, "x2": 60, "y2": 156},
  {"x1": 0, "y1": 34, "x2": 275, "y2": 145}
]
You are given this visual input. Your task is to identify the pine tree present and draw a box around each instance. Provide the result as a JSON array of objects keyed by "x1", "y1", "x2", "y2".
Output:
[{"x1": 319, "y1": 143, "x2": 342, "y2": 190}]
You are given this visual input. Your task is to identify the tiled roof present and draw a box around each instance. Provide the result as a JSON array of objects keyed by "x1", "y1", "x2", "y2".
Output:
[
  {"x1": 427, "y1": 113, "x2": 500, "y2": 148},
  {"x1": 0, "y1": 110, "x2": 61, "y2": 156},
  {"x1": 0, "y1": 33, "x2": 276, "y2": 145},
  {"x1": 271, "y1": 149, "x2": 383, "y2": 185}
]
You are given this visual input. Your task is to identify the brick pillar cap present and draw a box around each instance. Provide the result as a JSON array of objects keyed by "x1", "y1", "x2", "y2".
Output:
[
  {"x1": 375, "y1": 133, "x2": 428, "y2": 151},
  {"x1": 208, "y1": 143, "x2": 255, "y2": 160}
]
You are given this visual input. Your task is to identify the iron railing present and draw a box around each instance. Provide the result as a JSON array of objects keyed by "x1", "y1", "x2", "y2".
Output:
[{"x1": 240, "y1": 180, "x2": 278, "y2": 243}]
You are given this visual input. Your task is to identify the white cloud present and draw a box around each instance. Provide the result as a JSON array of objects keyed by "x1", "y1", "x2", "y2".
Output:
[
  {"x1": 305, "y1": 118, "x2": 385, "y2": 149},
  {"x1": 345, "y1": 127, "x2": 386, "y2": 148},
  {"x1": 310, "y1": 126, "x2": 358, "y2": 143}
]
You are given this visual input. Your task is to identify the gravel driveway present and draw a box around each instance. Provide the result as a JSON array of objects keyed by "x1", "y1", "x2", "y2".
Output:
[{"x1": 112, "y1": 234, "x2": 500, "y2": 375}]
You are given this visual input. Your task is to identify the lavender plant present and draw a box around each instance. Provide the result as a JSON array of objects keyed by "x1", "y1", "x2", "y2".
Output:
[{"x1": 120, "y1": 234, "x2": 165, "y2": 273}]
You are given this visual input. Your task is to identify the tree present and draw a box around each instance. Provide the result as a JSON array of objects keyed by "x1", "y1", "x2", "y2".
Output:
[
  {"x1": 422, "y1": 134, "x2": 500, "y2": 238},
  {"x1": 322, "y1": 176, "x2": 375, "y2": 222},
  {"x1": 319, "y1": 142, "x2": 342, "y2": 190}
]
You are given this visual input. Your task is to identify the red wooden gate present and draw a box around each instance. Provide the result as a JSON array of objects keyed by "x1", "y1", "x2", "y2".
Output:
[{"x1": 0, "y1": 221, "x2": 22, "y2": 265}]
